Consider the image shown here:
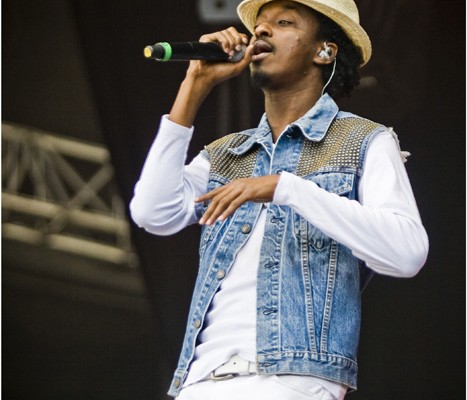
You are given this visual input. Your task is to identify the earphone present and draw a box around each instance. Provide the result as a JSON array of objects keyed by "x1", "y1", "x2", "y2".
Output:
[
  {"x1": 319, "y1": 42, "x2": 332, "y2": 60},
  {"x1": 318, "y1": 41, "x2": 336, "y2": 96}
]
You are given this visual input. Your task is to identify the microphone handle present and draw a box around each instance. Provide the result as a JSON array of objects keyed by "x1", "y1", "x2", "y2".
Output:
[{"x1": 144, "y1": 41, "x2": 244, "y2": 62}]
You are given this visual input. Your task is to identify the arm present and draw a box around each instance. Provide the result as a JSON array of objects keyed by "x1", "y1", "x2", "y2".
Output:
[
  {"x1": 129, "y1": 116, "x2": 209, "y2": 235},
  {"x1": 169, "y1": 28, "x2": 253, "y2": 128},
  {"x1": 130, "y1": 28, "x2": 254, "y2": 235},
  {"x1": 273, "y1": 130, "x2": 429, "y2": 277}
]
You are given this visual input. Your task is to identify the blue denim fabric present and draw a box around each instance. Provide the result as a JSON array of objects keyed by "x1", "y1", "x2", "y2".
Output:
[{"x1": 168, "y1": 94, "x2": 385, "y2": 397}]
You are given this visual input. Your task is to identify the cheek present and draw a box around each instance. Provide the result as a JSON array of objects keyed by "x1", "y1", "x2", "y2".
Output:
[
  {"x1": 283, "y1": 37, "x2": 314, "y2": 69},
  {"x1": 285, "y1": 36, "x2": 301, "y2": 53},
  {"x1": 283, "y1": 36, "x2": 313, "y2": 60}
]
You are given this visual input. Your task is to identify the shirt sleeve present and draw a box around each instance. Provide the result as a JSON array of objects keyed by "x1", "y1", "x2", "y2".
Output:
[
  {"x1": 130, "y1": 115, "x2": 210, "y2": 235},
  {"x1": 272, "y1": 130, "x2": 429, "y2": 277}
]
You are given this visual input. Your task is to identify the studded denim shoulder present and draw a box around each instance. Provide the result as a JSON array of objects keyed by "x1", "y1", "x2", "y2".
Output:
[
  {"x1": 204, "y1": 133, "x2": 259, "y2": 182},
  {"x1": 297, "y1": 117, "x2": 383, "y2": 176}
]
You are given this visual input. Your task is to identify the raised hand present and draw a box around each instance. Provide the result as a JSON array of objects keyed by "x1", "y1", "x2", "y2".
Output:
[{"x1": 169, "y1": 27, "x2": 254, "y2": 128}]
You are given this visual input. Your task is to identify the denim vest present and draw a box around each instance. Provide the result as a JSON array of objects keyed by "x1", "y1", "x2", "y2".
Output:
[{"x1": 168, "y1": 95, "x2": 386, "y2": 397}]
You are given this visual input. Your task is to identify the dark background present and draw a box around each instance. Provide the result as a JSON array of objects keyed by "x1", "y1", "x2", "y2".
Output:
[{"x1": 2, "y1": 0, "x2": 465, "y2": 399}]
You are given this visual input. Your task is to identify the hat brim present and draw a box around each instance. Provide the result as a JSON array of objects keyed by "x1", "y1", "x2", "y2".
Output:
[{"x1": 237, "y1": 0, "x2": 372, "y2": 66}]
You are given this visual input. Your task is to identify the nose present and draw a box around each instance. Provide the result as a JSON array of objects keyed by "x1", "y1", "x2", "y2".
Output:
[{"x1": 254, "y1": 21, "x2": 272, "y2": 38}]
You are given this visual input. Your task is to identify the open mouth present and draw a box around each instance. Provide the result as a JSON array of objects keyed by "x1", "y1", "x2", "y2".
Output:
[{"x1": 252, "y1": 40, "x2": 273, "y2": 60}]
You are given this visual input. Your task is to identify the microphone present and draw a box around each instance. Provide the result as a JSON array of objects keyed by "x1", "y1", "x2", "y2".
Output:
[{"x1": 144, "y1": 41, "x2": 245, "y2": 63}]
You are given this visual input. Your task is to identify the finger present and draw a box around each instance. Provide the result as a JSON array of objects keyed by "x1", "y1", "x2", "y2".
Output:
[
  {"x1": 241, "y1": 43, "x2": 255, "y2": 63},
  {"x1": 200, "y1": 185, "x2": 240, "y2": 225},
  {"x1": 220, "y1": 28, "x2": 238, "y2": 49},
  {"x1": 200, "y1": 28, "x2": 249, "y2": 56},
  {"x1": 208, "y1": 184, "x2": 254, "y2": 224},
  {"x1": 198, "y1": 32, "x2": 230, "y2": 57},
  {"x1": 195, "y1": 185, "x2": 226, "y2": 203},
  {"x1": 216, "y1": 193, "x2": 249, "y2": 221},
  {"x1": 200, "y1": 30, "x2": 234, "y2": 54},
  {"x1": 224, "y1": 27, "x2": 248, "y2": 51},
  {"x1": 196, "y1": 187, "x2": 229, "y2": 225},
  {"x1": 199, "y1": 193, "x2": 232, "y2": 225},
  {"x1": 213, "y1": 180, "x2": 268, "y2": 221}
]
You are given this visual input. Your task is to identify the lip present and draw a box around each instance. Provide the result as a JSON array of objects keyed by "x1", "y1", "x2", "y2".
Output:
[
  {"x1": 252, "y1": 39, "x2": 273, "y2": 61},
  {"x1": 252, "y1": 52, "x2": 271, "y2": 62}
]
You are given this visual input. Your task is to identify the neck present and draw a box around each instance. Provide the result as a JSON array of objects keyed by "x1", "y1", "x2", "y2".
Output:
[{"x1": 263, "y1": 84, "x2": 323, "y2": 141}]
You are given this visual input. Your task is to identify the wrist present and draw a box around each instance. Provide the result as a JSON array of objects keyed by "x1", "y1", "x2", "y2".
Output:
[
  {"x1": 184, "y1": 65, "x2": 216, "y2": 92},
  {"x1": 168, "y1": 74, "x2": 212, "y2": 128}
]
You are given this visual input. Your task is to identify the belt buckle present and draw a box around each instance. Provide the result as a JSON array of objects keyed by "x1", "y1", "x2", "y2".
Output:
[{"x1": 210, "y1": 371, "x2": 236, "y2": 381}]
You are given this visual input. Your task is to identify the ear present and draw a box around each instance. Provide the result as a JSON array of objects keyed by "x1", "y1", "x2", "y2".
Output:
[{"x1": 313, "y1": 42, "x2": 338, "y2": 65}]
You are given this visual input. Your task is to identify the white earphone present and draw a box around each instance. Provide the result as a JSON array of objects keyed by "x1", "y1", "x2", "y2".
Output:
[
  {"x1": 319, "y1": 42, "x2": 332, "y2": 59},
  {"x1": 320, "y1": 41, "x2": 337, "y2": 95}
]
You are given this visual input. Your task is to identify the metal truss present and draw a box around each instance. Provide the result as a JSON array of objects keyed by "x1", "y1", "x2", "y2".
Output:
[{"x1": 2, "y1": 122, "x2": 139, "y2": 267}]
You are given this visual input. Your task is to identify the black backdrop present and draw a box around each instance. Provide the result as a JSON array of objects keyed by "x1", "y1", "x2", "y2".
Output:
[{"x1": 3, "y1": 0, "x2": 465, "y2": 399}]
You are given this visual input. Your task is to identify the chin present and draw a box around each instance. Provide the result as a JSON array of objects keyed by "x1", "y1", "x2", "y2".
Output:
[{"x1": 250, "y1": 69, "x2": 272, "y2": 89}]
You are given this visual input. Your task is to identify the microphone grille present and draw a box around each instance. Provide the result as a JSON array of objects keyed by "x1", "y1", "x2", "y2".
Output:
[{"x1": 230, "y1": 45, "x2": 246, "y2": 63}]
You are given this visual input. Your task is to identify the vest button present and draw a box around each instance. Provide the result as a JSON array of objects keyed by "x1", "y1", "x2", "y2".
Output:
[
  {"x1": 174, "y1": 379, "x2": 181, "y2": 388},
  {"x1": 216, "y1": 270, "x2": 225, "y2": 280},
  {"x1": 194, "y1": 319, "x2": 201, "y2": 329},
  {"x1": 241, "y1": 223, "x2": 251, "y2": 234}
]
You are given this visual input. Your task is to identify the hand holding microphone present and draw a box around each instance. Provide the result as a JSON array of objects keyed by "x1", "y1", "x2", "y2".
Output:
[
  {"x1": 151, "y1": 28, "x2": 253, "y2": 128},
  {"x1": 144, "y1": 27, "x2": 250, "y2": 63}
]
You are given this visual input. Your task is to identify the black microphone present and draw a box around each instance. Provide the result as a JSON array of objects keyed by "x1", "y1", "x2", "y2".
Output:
[{"x1": 144, "y1": 41, "x2": 245, "y2": 63}]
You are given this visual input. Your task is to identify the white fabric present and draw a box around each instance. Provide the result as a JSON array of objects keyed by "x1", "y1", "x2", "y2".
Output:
[
  {"x1": 176, "y1": 374, "x2": 335, "y2": 400},
  {"x1": 184, "y1": 209, "x2": 267, "y2": 386},
  {"x1": 130, "y1": 115, "x2": 428, "y2": 400}
]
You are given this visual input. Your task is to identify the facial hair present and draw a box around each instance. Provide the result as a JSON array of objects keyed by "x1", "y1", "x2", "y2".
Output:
[{"x1": 250, "y1": 69, "x2": 272, "y2": 90}]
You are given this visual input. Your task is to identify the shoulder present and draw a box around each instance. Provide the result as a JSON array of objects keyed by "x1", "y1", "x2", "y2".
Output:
[
  {"x1": 204, "y1": 129, "x2": 255, "y2": 152},
  {"x1": 334, "y1": 111, "x2": 386, "y2": 136}
]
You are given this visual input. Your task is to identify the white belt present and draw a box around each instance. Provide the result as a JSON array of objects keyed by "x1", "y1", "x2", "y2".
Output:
[{"x1": 209, "y1": 355, "x2": 257, "y2": 381}]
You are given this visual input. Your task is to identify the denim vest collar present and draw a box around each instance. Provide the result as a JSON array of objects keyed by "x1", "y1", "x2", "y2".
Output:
[{"x1": 228, "y1": 94, "x2": 339, "y2": 157}]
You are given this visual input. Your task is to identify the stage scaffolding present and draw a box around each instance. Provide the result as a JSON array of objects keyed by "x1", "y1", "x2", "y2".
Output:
[{"x1": 2, "y1": 122, "x2": 139, "y2": 268}]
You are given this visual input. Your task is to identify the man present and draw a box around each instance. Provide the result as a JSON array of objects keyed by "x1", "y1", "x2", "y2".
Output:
[{"x1": 130, "y1": 0, "x2": 429, "y2": 399}]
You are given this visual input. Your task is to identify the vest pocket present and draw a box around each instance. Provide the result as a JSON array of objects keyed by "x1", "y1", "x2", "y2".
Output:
[
  {"x1": 309, "y1": 171, "x2": 355, "y2": 196},
  {"x1": 294, "y1": 172, "x2": 356, "y2": 250},
  {"x1": 294, "y1": 213, "x2": 330, "y2": 251}
]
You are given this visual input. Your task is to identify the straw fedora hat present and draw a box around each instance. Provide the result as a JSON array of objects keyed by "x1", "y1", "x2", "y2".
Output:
[{"x1": 237, "y1": 0, "x2": 372, "y2": 65}]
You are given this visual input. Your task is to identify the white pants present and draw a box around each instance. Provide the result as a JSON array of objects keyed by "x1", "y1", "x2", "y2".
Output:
[{"x1": 175, "y1": 375, "x2": 337, "y2": 400}]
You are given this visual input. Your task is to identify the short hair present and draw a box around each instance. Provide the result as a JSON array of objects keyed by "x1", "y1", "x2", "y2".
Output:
[{"x1": 314, "y1": 10, "x2": 364, "y2": 99}]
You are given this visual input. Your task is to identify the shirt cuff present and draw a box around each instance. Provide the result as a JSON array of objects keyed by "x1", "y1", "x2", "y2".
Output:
[
  {"x1": 160, "y1": 114, "x2": 194, "y2": 137},
  {"x1": 273, "y1": 171, "x2": 314, "y2": 205}
]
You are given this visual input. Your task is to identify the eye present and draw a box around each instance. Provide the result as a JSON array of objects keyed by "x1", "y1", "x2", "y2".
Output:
[{"x1": 278, "y1": 19, "x2": 293, "y2": 25}]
